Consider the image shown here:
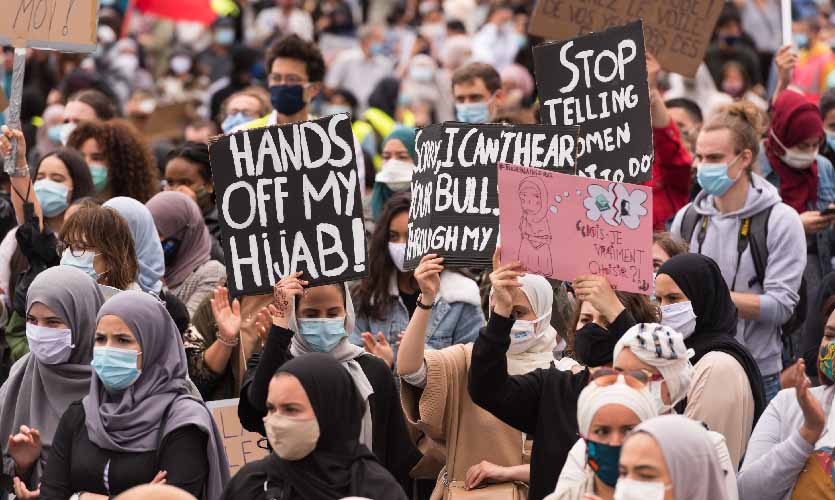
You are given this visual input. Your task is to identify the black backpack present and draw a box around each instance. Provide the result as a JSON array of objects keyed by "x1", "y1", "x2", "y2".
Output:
[{"x1": 679, "y1": 204, "x2": 807, "y2": 337}]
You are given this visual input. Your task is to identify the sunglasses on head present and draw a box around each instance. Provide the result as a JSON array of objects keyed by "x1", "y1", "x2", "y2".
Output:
[{"x1": 590, "y1": 367, "x2": 662, "y2": 389}]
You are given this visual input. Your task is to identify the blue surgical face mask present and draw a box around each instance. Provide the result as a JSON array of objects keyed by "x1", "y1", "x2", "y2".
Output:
[
  {"x1": 221, "y1": 112, "x2": 254, "y2": 134},
  {"x1": 60, "y1": 248, "x2": 99, "y2": 281},
  {"x1": 409, "y1": 65, "x2": 435, "y2": 83},
  {"x1": 826, "y1": 131, "x2": 835, "y2": 151},
  {"x1": 794, "y1": 32, "x2": 810, "y2": 50},
  {"x1": 369, "y1": 42, "x2": 386, "y2": 57},
  {"x1": 270, "y1": 84, "x2": 306, "y2": 116},
  {"x1": 91, "y1": 346, "x2": 142, "y2": 391},
  {"x1": 88, "y1": 162, "x2": 108, "y2": 192},
  {"x1": 215, "y1": 27, "x2": 236, "y2": 46},
  {"x1": 48, "y1": 122, "x2": 76, "y2": 146},
  {"x1": 297, "y1": 317, "x2": 347, "y2": 352},
  {"x1": 696, "y1": 155, "x2": 741, "y2": 196},
  {"x1": 34, "y1": 179, "x2": 69, "y2": 217},
  {"x1": 456, "y1": 101, "x2": 490, "y2": 124},
  {"x1": 586, "y1": 439, "x2": 622, "y2": 487}
]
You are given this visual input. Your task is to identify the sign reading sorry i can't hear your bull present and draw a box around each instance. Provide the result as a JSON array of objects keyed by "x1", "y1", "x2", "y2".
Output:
[{"x1": 208, "y1": 114, "x2": 368, "y2": 297}]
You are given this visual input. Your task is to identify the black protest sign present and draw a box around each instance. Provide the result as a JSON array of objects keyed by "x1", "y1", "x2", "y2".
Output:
[
  {"x1": 209, "y1": 114, "x2": 367, "y2": 297},
  {"x1": 405, "y1": 122, "x2": 579, "y2": 270},
  {"x1": 533, "y1": 20, "x2": 654, "y2": 184}
]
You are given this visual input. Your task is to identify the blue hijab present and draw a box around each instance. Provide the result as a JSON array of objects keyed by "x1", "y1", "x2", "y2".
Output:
[{"x1": 103, "y1": 197, "x2": 165, "y2": 293}]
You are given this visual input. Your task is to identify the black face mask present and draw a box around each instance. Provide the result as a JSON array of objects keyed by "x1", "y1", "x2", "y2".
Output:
[
  {"x1": 162, "y1": 237, "x2": 181, "y2": 267},
  {"x1": 573, "y1": 323, "x2": 619, "y2": 367}
]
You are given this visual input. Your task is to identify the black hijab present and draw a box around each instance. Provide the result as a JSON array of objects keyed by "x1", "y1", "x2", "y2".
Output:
[
  {"x1": 658, "y1": 254, "x2": 766, "y2": 423},
  {"x1": 257, "y1": 353, "x2": 407, "y2": 500}
]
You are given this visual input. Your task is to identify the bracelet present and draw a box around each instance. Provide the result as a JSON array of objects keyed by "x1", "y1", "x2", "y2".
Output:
[
  {"x1": 217, "y1": 334, "x2": 240, "y2": 347},
  {"x1": 9, "y1": 164, "x2": 29, "y2": 178},
  {"x1": 417, "y1": 294, "x2": 434, "y2": 310}
]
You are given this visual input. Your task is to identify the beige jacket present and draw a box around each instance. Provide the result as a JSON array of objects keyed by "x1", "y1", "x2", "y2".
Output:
[{"x1": 401, "y1": 344, "x2": 526, "y2": 500}]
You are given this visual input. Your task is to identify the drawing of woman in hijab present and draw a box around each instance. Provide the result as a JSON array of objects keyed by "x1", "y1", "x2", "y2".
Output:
[{"x1": 517, "y1": 176, "x2": 553, "y2": 276}]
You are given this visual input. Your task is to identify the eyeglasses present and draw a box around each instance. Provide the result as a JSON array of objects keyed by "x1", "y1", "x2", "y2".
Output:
[
  {"x1": 268, "y1": 73, "x2": 307, "y2": 85},
  {"x1": 590, "y1": 367, "x2": 662, "y2": 389},
  {"x1": 58, "y1": 241, "x2": 97, "y2": 258}
]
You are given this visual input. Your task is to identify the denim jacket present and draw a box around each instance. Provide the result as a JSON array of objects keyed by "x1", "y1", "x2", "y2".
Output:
[
  {"x1": 760, "y1": 149, "x2": 835, "y2": 276},
  {"x1": 350, "y1": 271, "x2": 485, "y2": 360}
]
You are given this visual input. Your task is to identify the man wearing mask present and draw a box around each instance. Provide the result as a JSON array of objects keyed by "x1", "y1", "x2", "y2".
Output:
[
  {"x1": 239, "y1": 35, "x2": 366, "y2": 365},
  {"x1": 325, "y1": 25, "x2": 393, "y2": 112},
  {"x1": 451, "y1": 62, "x2": 505, "y2": 124}
]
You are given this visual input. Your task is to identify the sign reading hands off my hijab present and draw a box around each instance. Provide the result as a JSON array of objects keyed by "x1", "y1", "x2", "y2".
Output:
[{"x1": 209, "y1": 114, "x2": 368, "y2": 297}]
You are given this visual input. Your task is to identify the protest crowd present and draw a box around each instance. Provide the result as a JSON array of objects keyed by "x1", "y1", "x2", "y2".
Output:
[{"x1": 8, "y1": 0, "x2": 835, "y2": 499}]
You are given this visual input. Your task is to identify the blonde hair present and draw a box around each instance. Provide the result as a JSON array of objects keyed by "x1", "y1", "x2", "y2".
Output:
[{"x1": 701, "y1": 101, "x2": 768, "y2": 174}]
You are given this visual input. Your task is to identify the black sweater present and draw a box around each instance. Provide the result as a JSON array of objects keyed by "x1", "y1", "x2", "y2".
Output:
[
  {"x1": 468, "y1": 314, "x2": 590, "y2": 500},
  {"x1": 237, "y1": 325, "x2": 421, "y2": 492},
  {"x1": 40, "y1": 402, "x2": 208, "y2": 499}
]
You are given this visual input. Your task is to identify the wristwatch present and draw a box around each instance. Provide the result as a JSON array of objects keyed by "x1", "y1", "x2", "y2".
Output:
[{"x1": 417, "y1": 294, "x2": 434, "y2": 310}]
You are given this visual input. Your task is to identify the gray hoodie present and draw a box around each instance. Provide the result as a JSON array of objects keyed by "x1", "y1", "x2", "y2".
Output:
[{"x1": 671, "y1": 174, "x2": 806, "y2": 376}]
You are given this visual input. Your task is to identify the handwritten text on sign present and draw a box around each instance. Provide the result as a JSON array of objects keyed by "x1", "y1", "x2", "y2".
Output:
[
  {"x1": 405, "y1": 122, "x2": 579, "y2": 270},
  {"x1": 497, "y1": 162, "x2": 653, "y2": 294},
  {"x1": 208, "y1": 114, "x2": 368, "y2": 297},
  {"x1": 207, "y1": 399, "x2": 268, "y2": 476},
  {"x1": 533, "y1": 21, "x2": 653, "y2": 184},
  {"x1": 528, "y1": 0, "x2": 723, "y2": 77},
  {"x1": 0, "y1": 0, "x2": 98, "y2": 52}
]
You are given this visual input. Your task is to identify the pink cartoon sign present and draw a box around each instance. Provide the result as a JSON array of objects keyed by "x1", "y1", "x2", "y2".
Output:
[{"x1": 497, "y1": 162, "x2": 653, "y2": 294}]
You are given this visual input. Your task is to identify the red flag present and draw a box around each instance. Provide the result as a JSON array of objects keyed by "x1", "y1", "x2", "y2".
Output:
[{"x1": 135, "y1": 0, "x2": 218, "y2": 25}]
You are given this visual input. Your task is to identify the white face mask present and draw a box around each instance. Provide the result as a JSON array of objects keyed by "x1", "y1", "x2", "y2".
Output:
[
  {"x1": 388, "y1": 242, "x2": 407, "y2": 272},
  {"x1": 614, "y1": 478, "x2": 670, "y2": 500},
  {"x1": 649, "y1": 379, "x2": 671, "y2": 414},
  {"x1": 771, "y1": 130, "x2": 817, "y2": 169},
  {"x1": 26, "y1": 323, "x2": 74, "y2": 365},
  {"x1": 660, "y1": 301, "x2": 697, "y2": 339},
  {"x1": 508, "y1": 312, "x2": 549, "y2": 354}
]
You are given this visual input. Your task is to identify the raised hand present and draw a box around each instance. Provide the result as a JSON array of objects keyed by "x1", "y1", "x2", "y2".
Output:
[
  {"x1": 0, "y1": 125, "x2": 27, "y2": 169},
  {"x1": 362, "y1": 332, "x2": 394, "y2": 367},
  {"x1": 786, "y1": 359, "x2": 825, "y2": 445},
  {"x1": 489, "y1": 246, "x2": 525, "y2": 317},
  {"x1": 13, "y1": 477, "x2": 39, "y2": 499},
  {"x1": 8, "y1": 425, "x2": 41, "y2": 474},
  {"x1": 210, "y1": 287, "x2": 241, "y2": 344},
  {"x1": 414, "y1": 254, "x2": 444, "y2": 302},
  {"x1": 574, "y1": 274, "x2": 625, "y2": 323},
  {"x1": 272, "y1": 272, "x2": 308, "y2": 329},
  {"x1": 254, "y1": 304, "x2": 280, "y2": 340}
]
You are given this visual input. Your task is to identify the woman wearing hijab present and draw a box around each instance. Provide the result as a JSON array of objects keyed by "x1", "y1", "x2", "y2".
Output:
[
  {"x1": 221, "y1": 353, "x2": 408, "y2": 500},
  {"x1": 233, "y1": 276, "x2": 420, "y2": 492},
  {"x1": 39, "y1": 290, "x2": 229, "y2": 499},
  {"x1": 146, "y1": 191, "x2": 226, "y2": 316},
  {"x1": 656, "y1": 253, "x2": 766, "y2": 467},
  {"x1": 102, "y1": 197, "x2": 165, "y2": 294},
  {"x1": 738, "y1": 298, "x2": 835, "y2": 499},
  {"x1": 801, "y1": 272, "x2": 835, "y2": 381},
  {"x1": 397, "y1": 251, "x2": 566, "y2": 499},
  {"x1": 0, "y1": 266, "x2": 104, "y2": 498},
  {"x1": 617, "y1": 415, "x2": 729, "y2": 500},
  {"x1": 545, "y1": 369, "x2": 658, "y2": 500},
  {"x1": 352, "y1": 193, "x2": 483, "y2": 368},
  {"x1": 609, "y1": 324, "x2": 738, "y2": 499},
  {"x1": 369, "y1": 127, "x2": 416, "y2": 222}
]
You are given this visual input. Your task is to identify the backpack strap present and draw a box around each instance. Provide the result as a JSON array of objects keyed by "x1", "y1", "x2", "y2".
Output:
[
  {"x1": 746, "y1": 206, "x2": 773, "y2": 289},
  {"x1": 679, "y1": 204, "x2": 702, "y2": 250}
]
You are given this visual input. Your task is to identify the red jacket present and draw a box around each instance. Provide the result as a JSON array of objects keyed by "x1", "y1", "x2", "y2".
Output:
[{"x1": 647, "y1": 121, "x2": 692, "y2": 231}]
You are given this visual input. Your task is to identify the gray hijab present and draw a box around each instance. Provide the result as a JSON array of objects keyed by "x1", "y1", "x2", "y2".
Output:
[
  {"x1": 631, "y1": 415, "x2": 729, "y2": 500},
  {"x1": 287, "y1": 283, "x2": 374, "y2": 451},
  {"x1": 82, "y1": 290, "x2": 229, "y2": 499},
  {"x1": 0, "y1": 266, "x2": 105, "y2": 484}
]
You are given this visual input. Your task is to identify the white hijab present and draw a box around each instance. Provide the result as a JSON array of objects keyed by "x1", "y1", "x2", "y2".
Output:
[
  {"x1": 287, "y1": 283, "x2": 374, "y2": 451},
  {"x1": 503, "y1": 274, "x2": 561, "y2": 375}
]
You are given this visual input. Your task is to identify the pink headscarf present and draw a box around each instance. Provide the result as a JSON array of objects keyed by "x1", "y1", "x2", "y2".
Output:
[{"x1": 146, "y1": 191, "x2": 212, "y2": 288}]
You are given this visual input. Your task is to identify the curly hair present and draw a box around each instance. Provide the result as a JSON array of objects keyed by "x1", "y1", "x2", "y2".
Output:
[
  {"x1": 266, "y1": 35, "x2": 326, "y2": 83},
  {"x1": 352, "y1": 192, "x2": 414, "y2": 321},
  {"x1": 60, "y1": 200, "x2": 139, "y2": 290},
  {"x1": 67, "y1": 119, "x2": 159, "y2": 203}
]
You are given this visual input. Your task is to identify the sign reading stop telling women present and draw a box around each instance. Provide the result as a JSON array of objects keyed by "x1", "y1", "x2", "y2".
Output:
[{"x1": 209, "y1": 114, "x2": 368, "y2": 297}]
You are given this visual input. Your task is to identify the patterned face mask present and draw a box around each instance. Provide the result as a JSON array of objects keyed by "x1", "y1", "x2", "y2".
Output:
[{"x1": 819, "y1": 341, "x2": 835, "y2": 383}]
